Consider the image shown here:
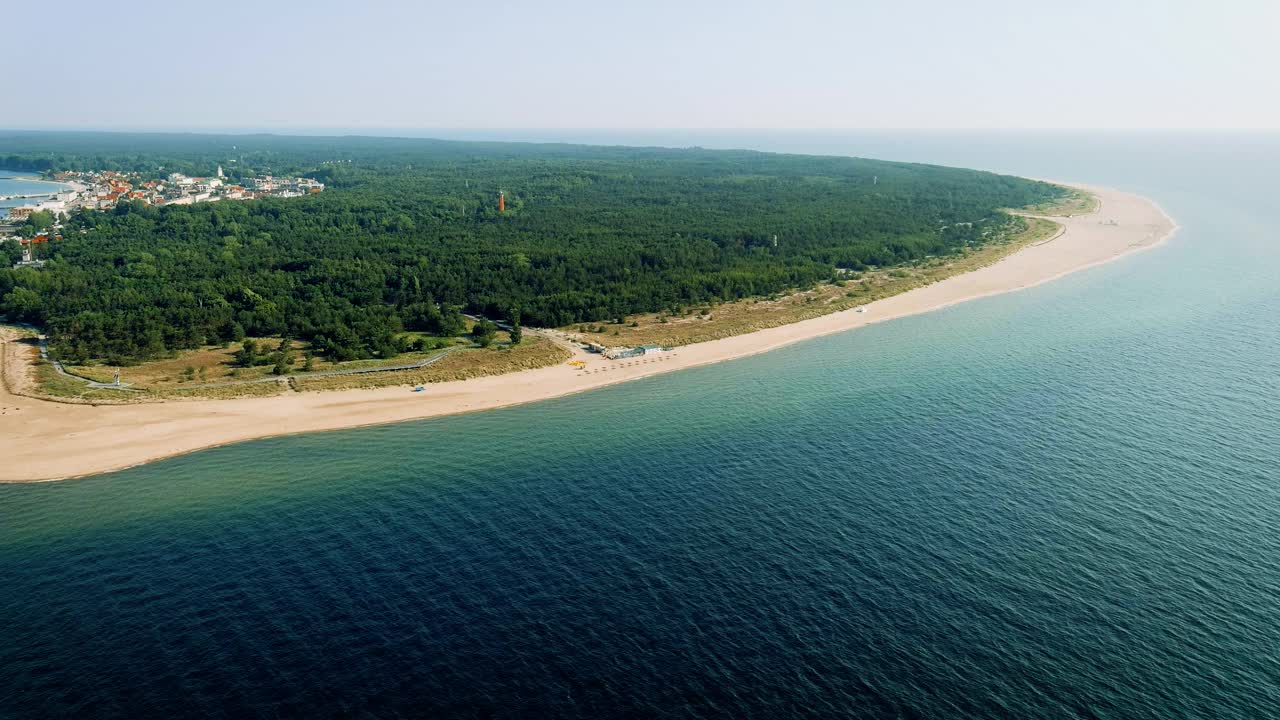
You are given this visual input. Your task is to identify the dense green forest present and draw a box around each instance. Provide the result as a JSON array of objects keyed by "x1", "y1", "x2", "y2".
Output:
[{"x1": 0, "y1": 131, "x2": 1063, "y2": 364}]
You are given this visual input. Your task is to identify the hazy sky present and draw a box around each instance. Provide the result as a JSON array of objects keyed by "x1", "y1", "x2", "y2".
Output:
[{"x1": 10, "y1": 0, "x2": 1278, "y2": 130}]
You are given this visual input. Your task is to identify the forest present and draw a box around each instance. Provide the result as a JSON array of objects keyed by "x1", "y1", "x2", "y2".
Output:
[{"x1": 0, "y1": 131, "x2": 1064, "y2": 364}]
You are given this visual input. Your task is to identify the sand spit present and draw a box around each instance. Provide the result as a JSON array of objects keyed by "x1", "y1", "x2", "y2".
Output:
[{"x1": 1, "y1": 183, "x2": 1176, "y2": 482}]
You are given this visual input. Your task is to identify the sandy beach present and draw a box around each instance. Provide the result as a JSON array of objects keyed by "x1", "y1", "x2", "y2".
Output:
[{"x1": 1, "y1": 182, "x2": 1177, "y2": 483}]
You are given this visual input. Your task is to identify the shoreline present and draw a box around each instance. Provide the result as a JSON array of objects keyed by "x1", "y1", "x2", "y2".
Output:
[
  {"x1": 1, "y1": 182, "x2": 1178, "y2": 483},
  {"x1": 0, "y1": 171, "x2": 75, "y2": 218},
  {"x1": 0, "y1": 171, "x2": 74, "y2": 190}
]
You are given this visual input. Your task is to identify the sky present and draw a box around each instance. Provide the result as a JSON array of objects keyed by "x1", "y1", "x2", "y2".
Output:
[{"x1": 8, "y1": 0, "x2": 1278, "y2": 130}]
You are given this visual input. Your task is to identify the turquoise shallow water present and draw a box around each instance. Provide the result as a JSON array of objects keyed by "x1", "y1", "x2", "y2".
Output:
[{"x1": 2, "y1": 133, "x2": 1279, "y2": 718}]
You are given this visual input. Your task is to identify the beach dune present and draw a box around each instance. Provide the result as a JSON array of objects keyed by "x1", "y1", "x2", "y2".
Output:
[{"x1": 1, "y1": 183, "x2": 1176, "y2": 483}]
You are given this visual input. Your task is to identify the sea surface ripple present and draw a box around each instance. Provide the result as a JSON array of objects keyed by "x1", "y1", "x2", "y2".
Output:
[{"x1": 2, "y1": 133, "x2": 1279, "y2": 718}]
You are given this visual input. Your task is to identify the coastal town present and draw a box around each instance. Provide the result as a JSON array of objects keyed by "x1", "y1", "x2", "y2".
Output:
[{"x1": 1, "y1": 167, "x2": 325, "y2": 251}]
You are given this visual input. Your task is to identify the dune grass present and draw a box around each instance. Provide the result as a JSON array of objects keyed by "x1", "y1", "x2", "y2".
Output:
[
  {"x1": 291, "y1": 337, "x2": 570, "y2": 392},
  {"x1": 1022, "y1": 187, "x2": 1099, "y2": 217},
  {"x1": 561, "y1": 213, "x2": 1064, "y2": 349}
]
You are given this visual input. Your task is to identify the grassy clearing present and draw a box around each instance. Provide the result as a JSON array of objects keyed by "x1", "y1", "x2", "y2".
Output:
[
  {"x1": 292, "y1": 337, "x2": 569, "y2": 392},
  {"x1": 561, "y1": 215, "x2": 1062, "y2": 348},
  {"x1": 29, "y1": 362, "x2": 155, "y2": 403},
  {"x1": 1023, "y1": 187, "x2": 1099, "y2": 216},
  {"x1": 59, "y1": 335, "x2": 467, "y2": 397}
]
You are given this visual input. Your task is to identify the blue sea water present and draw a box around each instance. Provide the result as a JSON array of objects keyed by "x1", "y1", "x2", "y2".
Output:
[
  {"x1": 2, "y1": 132, "x2": 1279, "y2": 718},
  {"x1": 0, "y1": 170, "x2": 69, "y2": 219}
]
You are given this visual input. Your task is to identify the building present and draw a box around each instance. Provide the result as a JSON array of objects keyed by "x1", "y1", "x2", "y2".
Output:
[
  {"x1": 14, "y1": 240, "x2": 46, "y2": 268},
  {"x1": 603, "y1": 344, "x2": 672, "y2": 359}
]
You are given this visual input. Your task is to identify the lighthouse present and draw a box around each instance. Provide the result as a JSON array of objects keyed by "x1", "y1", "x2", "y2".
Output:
[{"x1": 499, "y1": 191, "x2": 505, "y2": 213}]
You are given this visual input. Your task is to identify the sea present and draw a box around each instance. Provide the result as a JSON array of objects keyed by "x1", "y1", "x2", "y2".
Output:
[
  {"x1": 0, "y1": 170, "x2": 69, "y2": 220},
  {"x1": 2, "y1": 131, "x2": 1278, "y2": 718}
]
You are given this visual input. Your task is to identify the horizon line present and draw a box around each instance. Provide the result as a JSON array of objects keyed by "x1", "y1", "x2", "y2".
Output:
[{"x1": 4, "y1": 126, "x2": 1278, "y2": 135}]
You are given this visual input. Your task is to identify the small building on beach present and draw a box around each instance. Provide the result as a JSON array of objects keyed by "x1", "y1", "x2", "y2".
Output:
[{"x1": 603, "y1": 344, "x2": 672, "y2": 359}]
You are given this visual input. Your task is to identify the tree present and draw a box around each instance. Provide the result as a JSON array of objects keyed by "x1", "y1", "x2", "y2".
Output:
[
  {"x1": 508, "y1": 309, "x2": 522, "y2": 345},
  {"x1": 142, "y1": 329, "x2": 166, "y2": 360},
  {"x1": 438, "y1": 306, "x2": 467, "y2": 337},
  {"x1": 0, "y1": 132, "x2": 1063, "y2": 364},
  {"x1": 233, "y1": 340, "x2": 257, "y2": 367},
  {"x1": 471, "y1": 317, "x2": 497, "y2": 348},
  {"x1": 471, "y1": 318, "x2": 497, "y2": 347},
  {"x1": 276, "y1": 337, "x2": 296, "y2": 366},
  {"x1": 22, "y1": 211, "x2": 54, "y2": 235},
  {"x1": 1, "y1": 287, "x2": 42, "y2": 321}
]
